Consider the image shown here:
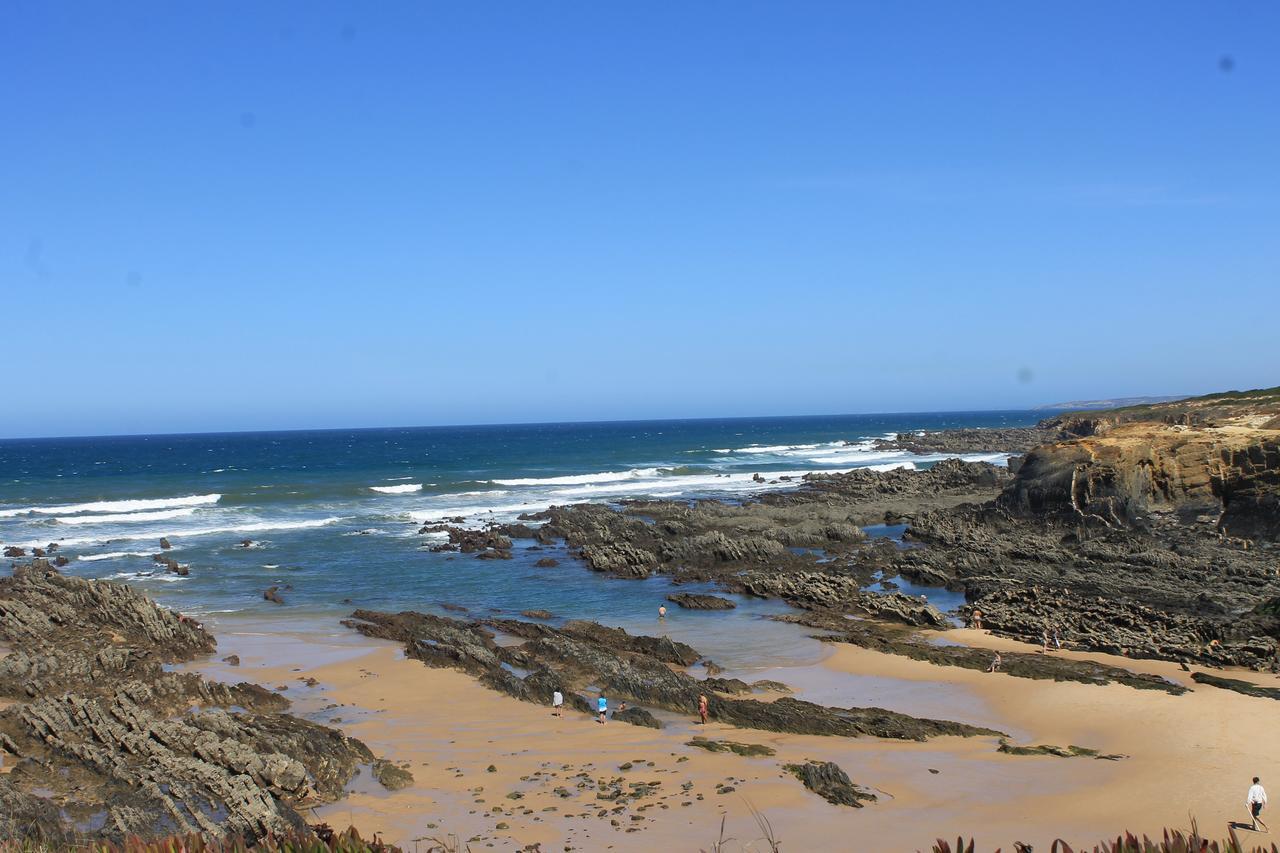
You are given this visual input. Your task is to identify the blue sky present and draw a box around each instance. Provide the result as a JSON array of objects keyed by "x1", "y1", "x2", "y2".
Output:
[{"x1": 3, "y1": 2, "x2": 1277, "y2": 438}]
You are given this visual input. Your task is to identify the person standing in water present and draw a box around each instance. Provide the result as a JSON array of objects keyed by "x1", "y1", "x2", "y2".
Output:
[
  {"x1": 1248, "y1": 777, "x2": 1269, "y2": 831},
  {"x1": 698, "y1": 694, "x2": 709, "y2": 725},
  {"x1": 597, "y1": 694, "x2": 608, "y2": 725},
  {"x1": 658, "y1": 604, "x2": 667, "y2": 619},
  {"x1": 552, "y1": 689, "x2": 563, "y2": 717}
]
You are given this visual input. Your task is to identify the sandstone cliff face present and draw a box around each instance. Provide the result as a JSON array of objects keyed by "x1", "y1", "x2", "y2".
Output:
[{"x1": 999, "y1": 421, "x2": 1280, "y2": 539}]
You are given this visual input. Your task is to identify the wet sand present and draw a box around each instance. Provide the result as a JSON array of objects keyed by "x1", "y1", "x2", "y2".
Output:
[{"x1": 189, "y1": 617, "x2": 1280, "y2": 852}]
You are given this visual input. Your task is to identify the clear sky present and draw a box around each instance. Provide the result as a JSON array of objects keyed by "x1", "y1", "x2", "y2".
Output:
[{"x1": 3, "y1": 2, "x2": 1277, "y2": 438}]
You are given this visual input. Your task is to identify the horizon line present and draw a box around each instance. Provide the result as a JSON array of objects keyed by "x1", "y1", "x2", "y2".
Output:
[{"x1": 0, "y1": 405, "x2": 1053, "y2": 443}]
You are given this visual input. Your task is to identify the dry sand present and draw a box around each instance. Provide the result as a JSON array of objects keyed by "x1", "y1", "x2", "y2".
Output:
[{"x1": 194, "y1": 622, "x2": 1280, "y2": 852}]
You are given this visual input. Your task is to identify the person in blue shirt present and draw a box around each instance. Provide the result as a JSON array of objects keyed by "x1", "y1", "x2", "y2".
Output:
[{"x1": 597, "y1": 694, "x2": 608, "y2": 725}]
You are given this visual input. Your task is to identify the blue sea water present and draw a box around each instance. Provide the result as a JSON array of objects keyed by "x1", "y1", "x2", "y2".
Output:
[{"x1": 0, "y1": 412, "x2": 1036, "y2": 667}]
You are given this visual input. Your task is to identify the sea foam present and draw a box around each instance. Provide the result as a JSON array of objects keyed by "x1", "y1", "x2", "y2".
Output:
[
  {"x1": 23, "y1": 516, "x2": 344, "y2": 549},
  {"x1": 0, "y1": 493, "x2": 222, "y2": 518},
  {"x1": 54, "y1": 507, "x2": 199, "y2": 525},
  {"x1": 490, "y1": 468, "x2": 665, "y2": 487},
  {"x1": 370, "y1": 483, "x2": 423, "y2": 494}
]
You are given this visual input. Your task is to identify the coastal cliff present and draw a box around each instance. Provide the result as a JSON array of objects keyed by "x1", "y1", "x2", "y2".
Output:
[{"x1": 1000, "y1": 388, "x2": 1280, "y2": 539}]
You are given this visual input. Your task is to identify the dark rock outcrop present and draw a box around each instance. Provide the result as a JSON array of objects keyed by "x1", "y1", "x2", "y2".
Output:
[
  {"x1": 998, "y1": 420, "x2": 1280, "y2": 540},
  {"x1": 872, "y1": 425, "x2": 1065, "y2": 456},
  {"x1": 777, "y1": 610, "x2": 1187, "y2": 694},
  {"x1": 1191, "y1": 671, "x2": 1280, "y2": 700},
  {"x1": 341, "y1": 609, "x2": 1002, "y2": 743},
  {"x1": 613, "y1": 707, "x2": 662, "y2": 729},
  {"x1": 0, "y1": 561, "x2": 374, "y2": 843},
  {"x1": 667, "y1": 593, "x2": 736, "y2": 610},
  {"x1": 784, "y1": 760, "x2": 877, "y2": 807},
  {"x1": 742, "y1": 573, "x2": 946, "y2": 628},
  {"x1": 371, "y1": 759, "x2": 415, "y2": 790},
  {"x1": 997, "y1": 740, "x2": 1125, "y2": 760},
  {"x1": 686, "y1": 737, "x2": 774, "y2": 757}
]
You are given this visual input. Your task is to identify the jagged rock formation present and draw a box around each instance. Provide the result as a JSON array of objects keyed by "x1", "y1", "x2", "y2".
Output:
[
  {"x1": 666, "y1": 592, "x2": 736, "y2": 610},
  {"x1": 1000, "y1": 421, "x2": 1280, "y2": 538},
  {"x1": 777, "y1": 611, "x2": 1186, "y2": 694},
  {"x1": 741, "y1": 572, "x2": 947, "y2": 627},
  {"x1": 1191, "y1": 671, "x2": 1280, "y2": 700},
  {"x1": 686, "y1": 737, "x2": 775, "y2": 757},
  {"x1": 997, "y1": 740, "x2": 1125, "y2": 761},
  {"x1": 999, "y1": 389, "x2": 1280, "y2": 540},
  {"x1": 872, "y1": 425, "x2": 1068, "y2": 455},
  {"x1": 0, "y1": 561, "x2": 374, "y2": 843},
  {"x1": 891, "y1": 505, "x2": 1280, "y2": 668},
  {"x1": 784, "y1": 760, "x2": 876, "y2": 807}
]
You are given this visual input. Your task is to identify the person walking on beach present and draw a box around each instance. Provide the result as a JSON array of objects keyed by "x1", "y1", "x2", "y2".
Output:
[
  {"x1": 1053, "y1": 628, "x2": 1062, "y2": 651},
  {"x1": 698, "y1": 694, "x2": 709, "y2": 725},
  {"x1": 970, "y1": 609, "x2": 983, "y2": 630},
  {"x1": 1041, "y1": 627, "x2": 1051, "y2": 654},
  {"x1": 1248, "y1": 777, "x2": 1269, "y2": 831},
  {"x1": 597, "y1": 694, "x2": 608, "y2": 725},
  {"x1": 552, "y1": 689, "x2": 563, "y2": 717}
]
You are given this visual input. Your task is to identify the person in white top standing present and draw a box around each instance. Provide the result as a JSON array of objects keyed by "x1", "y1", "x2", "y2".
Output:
[
  {"x1": 552, "y1": 689, "x2": 563, "y2": 717},
  {"x1": 1248, "y1": 776, "x2": 1269, "y2": 832}
]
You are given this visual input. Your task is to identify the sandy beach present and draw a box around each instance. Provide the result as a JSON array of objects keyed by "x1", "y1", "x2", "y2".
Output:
[{"x1": 189, "y1": 616, "x2": 1280, "y2": 852}]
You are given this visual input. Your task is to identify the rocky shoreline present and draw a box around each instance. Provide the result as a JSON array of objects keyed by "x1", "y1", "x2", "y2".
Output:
[
  {"x1": 417, "y1": 389, "x2": 1280, "y2": 675},
  {"x1": 0, "y1": 559, "x2": 403, "y2": 844}
]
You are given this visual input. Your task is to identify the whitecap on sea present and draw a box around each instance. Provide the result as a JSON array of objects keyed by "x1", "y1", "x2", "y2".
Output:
[
  {"x1": 0, "y1": 493, "x2": 221, "y2": 519},
  {"x1": 370, "y1": 483, "x2": 423, "y2": 494}
]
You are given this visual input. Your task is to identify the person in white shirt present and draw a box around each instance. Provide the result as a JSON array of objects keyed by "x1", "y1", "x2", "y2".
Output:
[
  {"x1": 552, "y1": 689, "x2": 563, "y2": 717},
  {"x1": 1248, "y1": 776, "x2": 1269, "y2": 831}
]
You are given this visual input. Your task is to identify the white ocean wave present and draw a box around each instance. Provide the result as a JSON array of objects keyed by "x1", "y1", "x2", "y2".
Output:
[
  {"x1": 370, "y1": 483, "x2": 423, "y2": 494},
  {"x1": 104, "y1": 570, "x2": 186, "y2": 583},
  {"x1": 727, "y1": 443, "x2": 824, "y2": 454},
  {"x1": 0, "y1": 493, "x2": 221, "y2": 519},
  {"x1": 21, "y1": 516, "x2": 344, "y2": 549},
  {"x1": 78, "y1": 551, "x2": 154, "y2": 561},
  {"x1": 490, "y1": 468, "x2": 665, "y2": 487},
  {"x1": 55, "y1": 507, "x2": 199, "y2": 525},
  {"x1": 867, "y1": 461, "x2": 916, "y2": 472}
]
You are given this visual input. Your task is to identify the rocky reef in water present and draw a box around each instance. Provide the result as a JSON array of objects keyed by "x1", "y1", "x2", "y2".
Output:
[{"x1": 0, "y1": 560, "x2": 385, "y2": 844}]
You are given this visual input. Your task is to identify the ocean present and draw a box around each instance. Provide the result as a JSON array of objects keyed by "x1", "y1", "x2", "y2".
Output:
[{"x1": 0, "y1": 411, "x2": 1037, "y2": 668}]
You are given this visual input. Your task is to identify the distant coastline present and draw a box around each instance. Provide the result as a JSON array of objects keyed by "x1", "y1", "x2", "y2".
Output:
[{"x1": 1031, "y1": 394, "x2": 1185, "y2": 411}]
